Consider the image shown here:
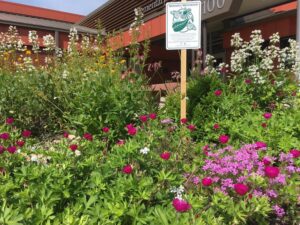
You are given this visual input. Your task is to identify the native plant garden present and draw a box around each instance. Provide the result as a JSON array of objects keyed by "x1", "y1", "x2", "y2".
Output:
[{"x1": 0, "y1": 10, "x2": 299, "y2": 225}]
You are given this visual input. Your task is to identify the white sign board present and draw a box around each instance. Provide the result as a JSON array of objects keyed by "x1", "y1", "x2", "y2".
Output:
[{"x1": 166, "y1": 1, "x2": 201, "y2": 50}]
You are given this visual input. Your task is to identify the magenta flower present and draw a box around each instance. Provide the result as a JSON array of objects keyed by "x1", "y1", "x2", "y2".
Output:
[
  {"x1": 234, "y1": 183, "x2": 249, "y2": 196},
  {"x1": 290, "y1": 149, "x2": 300, "y2": 158},
  {"x1": 245, "y1": 79, "x2": 252, "y2": 84},
  {"x1": 255, "y1": 141, "x2": 267, "y2": 150},
  {"x1": 117, "y1": 139, "x2": 125, "y2": 146},
  {"x1": 193, "y1": 176, "x2": 200, "y2": 185},
  {"x1": 69, "y1": 144, "x2": 78, "y2": 151},
  {"x1": 262, "y1": 157, "x2": 271, "y2": 166},
  {"x1": 139, "y1": 115, "x2": 148, "y2": 123},
  {"x1": 213, "y1": 123, "x2": 220, "y2": 130},
  {"x1": 102, "y1": 127, "x2": 110, "y2": 133},
  {"x1": 219, "y1": 135, "x2": 229, "y2": 144},
  {"x1": 122, "y1": 164, "x2": 133, "y2": 174},
  {"x1": 127, "y1": 127, "x2": 137, "y2": 136},
  {"x1": 160, "y1": 152, "x2": 171, "y2": 160},
  {"x1": 272, "y1": 205, "x2": 285, "y2": 218},
  {"x1": 202, "y1": 177, "x2": 213, "y2": 187},
  {"x1": 180, "y1": 118, "x2": 188, "y2": 124},
  {"x1": 265, "y1": 166, "x2": 280, "y2": 178},
  {"x1": 263, "y1": 112, "x2": 272, "y2": 119},
  {"x1": 6, "y1": 117, "x2": 14, "y2": 125},
  {"x1": 83, "y1": 133, "x2": 93, "y2": 141},
  {"x1": 172, "y1": 198, "x2": 191, "y2": 212},
  {"x1": 63, "y1": 132, "x2": 69, "y2": 138},
  {"x1": 187, "y1": 124, "x2": 196, "y2": 131},
  {"x1": 0, "y1": 132, "x2": 10, "y2": 140},
  {"x1": 7, "y1": 146, "x2": 17, "y2": 154},
  {"x1": 22, "y1": 130, "x2": 32, "y2": 138},
  {"x1": 214, "y1": 89, "x2": 222, "y2": 96},
  {"x1": 149, "y1": 113, "x2": 157, "y2": 120},
  {"x1": 16, "y1": 140, "x2": 25, "y2": 147}
]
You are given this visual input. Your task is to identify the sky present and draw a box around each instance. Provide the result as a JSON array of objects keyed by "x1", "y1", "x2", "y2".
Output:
[{"x1": 4, "y1": 0, "x2": 109, "y2": 15}]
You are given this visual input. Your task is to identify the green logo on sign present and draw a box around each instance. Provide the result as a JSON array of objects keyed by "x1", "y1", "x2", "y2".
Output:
[{"x1": 171, "y1": 8, "x2": 196, "y2": 33}]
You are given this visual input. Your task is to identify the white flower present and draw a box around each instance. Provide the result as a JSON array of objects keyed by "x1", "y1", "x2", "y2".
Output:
[
  {"x1": 43, "y1": 34, "x2": 55, "y2": 52},
  {"x1": 170, "y1": 185, "x2": 185, "y2": 199},
  {"x1": 75, "y1": 150, "x2": 81, "y2": 156},
  {"x1": 140, "y1": 147, "x2": 150, "y2": 155},
  {"x1": 31, "y1": 154, "x2": 38, "y2": 162},
  {"x1": 28, "y1": 30, "x2": 40, "y2": 53}
]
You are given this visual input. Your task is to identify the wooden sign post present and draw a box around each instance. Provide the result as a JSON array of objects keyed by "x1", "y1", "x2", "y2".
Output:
[{"x1": 166, "y1": 1, "x2": 201, "y2": 119}]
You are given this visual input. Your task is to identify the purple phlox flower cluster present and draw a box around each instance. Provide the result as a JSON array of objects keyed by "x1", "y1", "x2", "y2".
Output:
[
  {"x1": 272, "y1": 205, "x2": 285, "y2": 218},
  {"x1": 160, "y1": 118, "x2": 173, "y2": 124},
  {"x1": 269, "y1": 173, "x2": 287, "y2": 185},
  {"x1": 279, "y1": 152, "x2": 293, "y2": 163},
  {"x1": 266, "y1": 189, "x2": 278, "y2": 198}
]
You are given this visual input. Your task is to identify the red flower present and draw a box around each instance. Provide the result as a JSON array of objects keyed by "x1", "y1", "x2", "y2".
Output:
[
  {"x1": 149, "y1": 113, "x2": 157, "y2": 120},
  {"x1": 69, "y1": 144, "x2": 78, "y2": 151},
  {"x1": 160, "y1": 152, "x2": 171, "y2": 160},
  {"x1": 265, "y1": 166, "x2": 280, "y2": 178},
  {"x1": 102, "y1": 127, "x2": 110, "y2": 133},
  {"x1": 263, "y1": 112, "x2": 272, "y2": 120},
  {"x1": 213, "y1": 123, "x2": 220, "y2": 129},
  {"x1": 262, "y1": 157, "x2": 271, "y2": 166},
  {"x1": 22, "y1": 130, "x2": 31, "y2": 138},
  {"x1": 117, "y1": 139, "x2": 125, "y2": 146},
  {"x1": 0, "y1": 146, "x2": 5, "y2": 154},
  {"x1": 234, "y1": 183, "x2": 249, "y2": 196},
  {"x1": 214, "y1": 89, "x2": 222, "y2": 96},
  {"x1": 139, "y1": 115, "x2": 148, "y2": 123},
  {"x1": 291, "y1": 91, "x2": 297, "y2": 96},
  {"x1": 0, "y1": 132, "x2": 10, "y2": 140},
  {"x1": 83, "y1": 133, "x2": 93, "y2": 141},
  {"x1": 126, "y1": 124, "x2": 137, "y2": 136},
  {"x1": 202, "y1": 177, "x2": 213, "y2": 186},
  {"x1": 172, "y1": 198, "x2": 191, "y2": 212},
  {"x1": 255, "y1": 141, "x2": 267, "y2": 150},
  {"x1": 290, "y1": 149, "x2": 300, "y2": 158},
  {"x1": 122, "y1": 164, "x2": 133, "y2": 174},
  {"x1": 63, "y1": 132, "x2": 69, "y2": 138},
  {"x1": 187, "y1": 124, "x2": 196, "y2": 131},
  {"x1": 16, "y1": 140, "x2": 25, "y2": 147},
  {"x1": 245, "y1": 79, "x2": 252, "y2": 84},
  {"x1": 261, "y1": 123, "x2": 267, "y2": 128},
  {"x1": 180, "y1": 118, "x2": 188, "y2": 124},
  {"x1": 7, "y1": 146, "x2": 17, "y2": 154},
  {"x1": 6, "y1": 117, "x2": 14, "y2": 125},
  {"x1": 219, "y1": 135, "x2": 229, "y2": 144}
]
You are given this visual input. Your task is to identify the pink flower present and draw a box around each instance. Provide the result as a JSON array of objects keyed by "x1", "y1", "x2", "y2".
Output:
[
  {"x1": 202, "y1": 177, "x2": 213, "y2": 186},
  {"x1": 0, "y1": 132, "x2": 10, "y2": 140},
  {"x1": 213, "y1": 123, "x2": 220, "y2": 129},
  {"x1": 160, "y1": 152, "x2": 171, "y2": 160},
  {"x1": 172, "y1": 198, "x2": 191, "y2": 212},
  {"x1": 7, "y1": 146, "x2": 17, "y2": 154},
  {"x1": 69, "y1": 144, "x2": 78, "y2": 151},
  {"x1": 180, "y1": 118, "x2": 188, "y2": 124},
  {"x1": 16, "y1": 140, "x2": 25, "y2": 147},
  {"x1": 102, "y1": 127, "x2": 110, "y2": 133},
  {"x1": 127, "y1": 127, "x2": 137, "y2": 136},
  {"x1": 261, "y1": 123, "x2": 267, "y2": 128},
  {"x1": 83, "y1": 133, "x2": 93, "y2": 141},
  {"x1": 193, "y1": 176, "x2": 200, "y2": 185},
  {"x1": 117, "y1": 139, "x2": 125, "y2": 146},
  {"x1": 139, "y1": 115, "x2": 148, "y2": 123},
  {"x1": 149, "y1": 113, "x2": 157, "y2": 120},
  {"x1": 187, "y1": 124, "x2": 196, "y2": 131},
  {"x1": 0, "y1": 146, "x2": 5, "y2": 154},
  {"x1": 219, "y1": 135, "x2": 229, "y2": 144},
  {"x1": 245, "y1": 79, "x2": 252, "y2": 84},
  {"x1": 214, "y1": 89, "x2": 222, "y2": 96},
  {"x1": 63, "y1": 132, "x2": 69, "y2": 138},
  {"x1": 290, "y1": 149, "x2": 300, "y2": 158},
  {"x1": 255, "y1": 141, "x2": 267, "y2": 150},
  {"x1": 262, "y1": 157, "x2": 271, "y2": 166},
  {"x1": 22, "y1": 130, "x2": 31, "y2": 138},
  {"x1": 263, "y1": 112, "x2": 272, "y2": 119},
  {"x1": 234, "y1": 183, "x2": 249, "y2": 196},
  {"x1": 6, "y1": 117, "x2": 14, "y2": 125},
  {"x1": 265, "y1": 166, "x2": 280, "y2": 178},
  {"x1": 122, "y1": 164, "x2": 133, "y2": 174}
]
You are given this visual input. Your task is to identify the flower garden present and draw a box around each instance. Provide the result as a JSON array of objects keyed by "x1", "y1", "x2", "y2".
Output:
[{"x1": 0, "y1": 22, "x2": 300, "y2": 225}]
